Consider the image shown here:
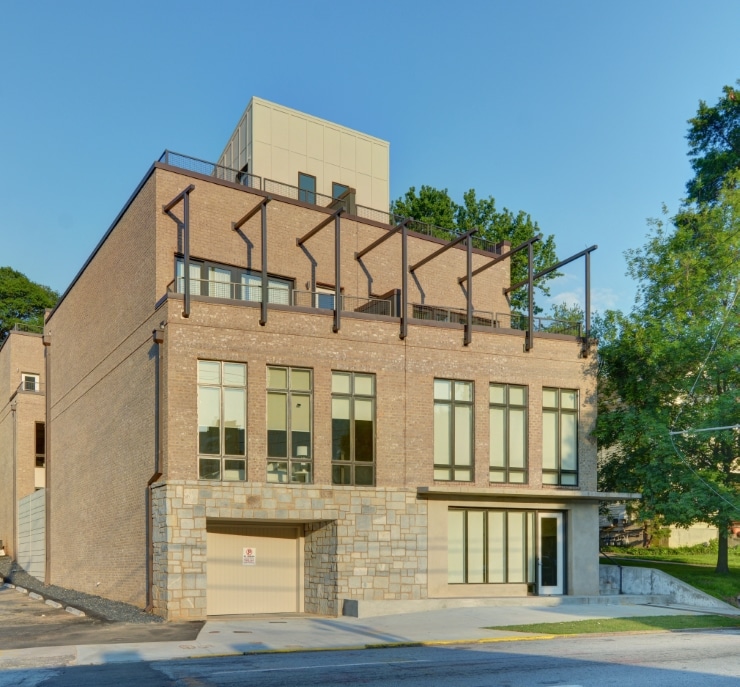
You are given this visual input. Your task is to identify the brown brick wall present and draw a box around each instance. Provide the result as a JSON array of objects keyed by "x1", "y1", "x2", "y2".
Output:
[{"x1": 45, "y1": 176, "x2": 161, "y2": 605}]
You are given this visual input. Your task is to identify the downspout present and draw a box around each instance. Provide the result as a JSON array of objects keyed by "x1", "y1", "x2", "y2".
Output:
[
  {"x1": 10, "y1": 399, "x2": 17, "y2": 560},
  {"x1": 146, "y1": 326, "x2": 165, "y2": 613},
  {"x1": 42, "y1": 333, "x2": 51, "y2": 584}
]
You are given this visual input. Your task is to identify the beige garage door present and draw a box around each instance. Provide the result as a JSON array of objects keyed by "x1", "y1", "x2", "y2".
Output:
[{"x1": 207, "y1": 522, "x2": 302, "y2": 615}]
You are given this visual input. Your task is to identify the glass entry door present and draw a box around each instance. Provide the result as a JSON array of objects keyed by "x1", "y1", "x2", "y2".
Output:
[{"x1": 537, "y1": 512, "x2": 564, "y2": 595}]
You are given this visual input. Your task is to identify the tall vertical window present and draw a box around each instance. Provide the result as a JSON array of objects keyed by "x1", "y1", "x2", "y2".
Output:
[
  {"x1": 35, "y1": 422, "x2": 45, "y2": 468},
  {"x1": 298, "y1": 172, "x2": 316, "y2": 204},
  {"x1": 332, "y1": 372, "x2": 375, "y2": 486},
  {"x1": 434, "y1": 379, "x2": 474, "y2": 481},
  {"x1": 448, "y1": 509, "x2": 535, "y2": 584},
  {"x1": 542, "y1": 388, "x2": 578, "y2": 486},
  {"x1": 267, "y1": 367, "x2": 312, "y2": 483},
  {"x1": 489, "y1": 384, "x2": 528, "y2": 483},
  {"x1": 198, "y1": 361, "x2": 247, "y2": 481}
]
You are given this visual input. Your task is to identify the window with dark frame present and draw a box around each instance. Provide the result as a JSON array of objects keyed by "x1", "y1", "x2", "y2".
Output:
[
  {"x1": 332, "y1": 182, "x2": 349, "y2": 199},
  {"x1": 433, "y1": 379, "x2": 474, "y2": 481},
  {"x1": 448, "y1": 508, "x2": 536, "y2": 584},
  {"x1": 332, "y1": 371, "x2": 375, "y2": 486},
  {"x1": 197, "y1": 361, "x2": 247, "y2": 481},
  {"x1": 176, "y1": 258, "x2": 292, "y2": 305},
  {"x1": 267, "y1": 366, "x2": 313, "y2": 484},
  {"x1": 542, "y1": 387, "x2": 578, "y2": 486},
  {"x1": 489, "y1": 383, "x2": 528, "y2": 484},
  {"x1": 22, "y1": 373, "x2": 39, "y2": 392},
  {"x1": 35, "y1": 422, "x2": 45, "y2": 468},
  {"x1": 298, "y1": 172, "x2": 316, "y2": 204}
]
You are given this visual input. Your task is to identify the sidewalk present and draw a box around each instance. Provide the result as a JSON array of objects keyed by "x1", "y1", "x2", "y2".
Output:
[{"x1": 2, "y1": 599, "x2": 738, "y2": 669}]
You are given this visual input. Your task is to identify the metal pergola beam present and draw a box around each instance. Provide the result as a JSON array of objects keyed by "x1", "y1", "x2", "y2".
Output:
[
  {"x1": 505, "y1": 244, "x2": 598, "y2": 293},
  {"x1": 233, "y1": 198, "x2": 272, "y2": 326},
  {"x1": 233, "y1": 197, "x2": 270, "y2": 232},
  {"x1": 355, "y1": 217, "x2": 411, "y2": 260},
  {"x1": 162, "y1": 185, "x2": 195, "y2": 318},
  {"x1": 464, "y1": 234, "x2": 473, "y2": 346},
  {"x1": 295, "y1": 207, "x2": 345, "y2": 332},
  {"x1": 409, "y1": 228, "x2": 478, "y2": 273},
  {"x1": 458, "y1": 234, "x2": 542, "y2": 284},
  {"x1": 296, "y1": 207, "x2": 342, "y2": 247}
]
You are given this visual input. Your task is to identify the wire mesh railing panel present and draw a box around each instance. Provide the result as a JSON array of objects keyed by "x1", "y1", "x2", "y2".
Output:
[{"x1": 159, "y1": 151, "x2": 262, "y2": 190}]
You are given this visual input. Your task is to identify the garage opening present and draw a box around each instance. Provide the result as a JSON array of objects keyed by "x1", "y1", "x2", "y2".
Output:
[{"x1": 206, "y1": 521, "x2": 303, "y2": 615}]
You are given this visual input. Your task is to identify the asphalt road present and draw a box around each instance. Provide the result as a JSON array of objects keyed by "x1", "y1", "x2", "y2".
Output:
[
  {"x1": 0, "y1": 587, "x2": 202, "y2": 649},
  {"x1": 2, "y1": 630, "x2": 739, "y2": 686}
]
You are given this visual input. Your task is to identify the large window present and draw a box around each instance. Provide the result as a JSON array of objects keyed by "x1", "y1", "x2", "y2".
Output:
[
  {"x1": 542, "y1": 388, "x2": 578, "y2": 486},
  {"x1": 332, "y1": 371, "x2": 375, "y2": 486},
  {"x1": 434, "y1": 379, "x2": 474, "y2": 481},
  {"x1": 198, "y1": 361, "x2": 247, "y2": 481},
  {"x1": 298, "y1": 172, "x2": 316, "y2": 204},
  {"x1": 176, "y1": 258, "x2": 292, "y2": 305},
  {"x1": 267, "y1": 367, "x2": 312, "y2": 483},
  {"x1": 448, "y1": 509, "x2": 535, "y2": 584},
  {"x1": 489, "y1": 384, "x2": 528, "y2": 483}
]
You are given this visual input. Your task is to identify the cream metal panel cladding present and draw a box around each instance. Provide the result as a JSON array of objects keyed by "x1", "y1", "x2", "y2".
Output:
[
  {"x1": 206, "y1": 522, "x2": 303, "y2": 615},
  {"x1": 217, "y1": 97, "x2": 390, "y2": 211}
]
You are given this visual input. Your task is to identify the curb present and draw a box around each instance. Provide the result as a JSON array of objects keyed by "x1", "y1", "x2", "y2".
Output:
[
  {"x1": 3, "y1": 582, "x2": 86, "y2": 617},
  {"x1": 186, "y1": 634, "x2": 556, "y2": 659}
]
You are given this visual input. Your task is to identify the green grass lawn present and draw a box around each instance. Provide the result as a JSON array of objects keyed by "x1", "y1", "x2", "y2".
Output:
[
  {"x1": 600, "y1": 546, "x2": 740, "y2": 605},
  {"x1": 488, "y1": 615, "x2": 740, "y2": 635}
]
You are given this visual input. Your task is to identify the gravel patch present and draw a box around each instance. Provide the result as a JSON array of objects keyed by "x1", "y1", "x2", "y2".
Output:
[{"x1": 0, "y1": 557, "x2": 164, "y2": 623}]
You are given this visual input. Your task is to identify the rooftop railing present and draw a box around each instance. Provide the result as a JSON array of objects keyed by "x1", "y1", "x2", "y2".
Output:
[{"x1": 158, "y1": 151, "x2": 502, "y2": 255}]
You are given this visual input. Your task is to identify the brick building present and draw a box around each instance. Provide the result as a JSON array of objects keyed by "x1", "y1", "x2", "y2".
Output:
[
  {"x1": 37, "y1": 99, "x2": 626, "y2": 620},
  {"x1": 0, "y1": 327, "x2": 46, "y2": 562}
]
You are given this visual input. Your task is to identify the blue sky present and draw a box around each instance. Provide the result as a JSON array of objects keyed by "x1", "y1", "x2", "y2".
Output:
[{"x1": 1, "y1": 1, "x2": 738, "y2": 315}]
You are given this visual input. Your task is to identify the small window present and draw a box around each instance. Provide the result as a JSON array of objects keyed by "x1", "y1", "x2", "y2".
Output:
[
  {"x1": 332, "y1": 182, "x2": 349, "y2": 199},
  {"x1": 298, "y1": 172, "x2": 316, "y2": 204},
  {"x1": 22, "y1": 374, "x2": 39, "y2": 392},
  {"x1": 35, "y1": 422, "x2": 45, "y2": 468}
]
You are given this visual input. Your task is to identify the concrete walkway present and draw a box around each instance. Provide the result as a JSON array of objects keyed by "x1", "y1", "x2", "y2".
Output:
[{"x1": 2, "y1": 599, "x2": 739, "y2": 669}]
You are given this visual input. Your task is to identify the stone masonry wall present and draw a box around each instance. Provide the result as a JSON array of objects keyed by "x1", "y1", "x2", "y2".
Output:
[{"x1": 151, "y1": 481, "x2": 427, "y2": 621}]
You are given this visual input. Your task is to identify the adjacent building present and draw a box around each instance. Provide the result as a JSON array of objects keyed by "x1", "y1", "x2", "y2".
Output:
[{"x1": 5, "y1": 98, "x2": 629, "y2": 620}]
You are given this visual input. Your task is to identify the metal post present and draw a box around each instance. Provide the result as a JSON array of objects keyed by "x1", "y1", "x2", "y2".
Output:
[
  {"x1": 260, "y1": 201, "x2": 268, "y2": 326},
  {"x1": 183, "y1": 192, "x2": 191, "y2": 318},
  {"x1": 585, "y1": 250, "x2": 591, "y2": 339},
  {"x1": 334, "y1": 210, "x2": 342, "y2": 333},
  {"x1": 401, "y1": 222, "x2": 408, "y2": 339},
  {"x1": 526, "y1": 241, "x2": 534, "y2": 351},
  {"x1": 464, "y1": 235, "x2": 473, "y2": 346}
]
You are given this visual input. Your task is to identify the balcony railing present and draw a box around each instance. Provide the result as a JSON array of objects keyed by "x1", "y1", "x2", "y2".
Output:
[
  {"x1": 410, "y1": 303, "x2": 581, "y2": 336},
  {"x1": 167, "y1": 277, "x2": 581, "y2": 336}
]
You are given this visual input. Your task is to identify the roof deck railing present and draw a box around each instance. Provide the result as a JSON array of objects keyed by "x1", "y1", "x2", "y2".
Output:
[{"x1": 159, "y1": 150, "x2": 502, "y2": 255}]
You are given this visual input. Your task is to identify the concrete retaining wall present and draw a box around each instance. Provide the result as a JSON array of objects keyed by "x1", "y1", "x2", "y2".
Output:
[{"x1": 600, "y1": 563, "x2": 735, "y2": 610}]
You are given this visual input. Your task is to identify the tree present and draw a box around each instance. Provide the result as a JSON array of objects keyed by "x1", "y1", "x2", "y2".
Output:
[
  {"x1": 596, "y1": 179, "x2": 740, "y2": 574},
  {"x1": 0, "y1": 267, "x2": 58, "y2": 341},
  {"x1": 686, "y1": 80, "x2": 740, "y2": 204},
  {"x1": 391, "y1": 186, "x2": 559, "y2": 312}
]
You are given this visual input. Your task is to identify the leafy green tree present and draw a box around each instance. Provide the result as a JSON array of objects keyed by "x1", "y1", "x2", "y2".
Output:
[
  {"x1": 596, "y1": 179, "x2": 740, "y2": 574},
  {"x1": 0, "y1": 267, "x2": 58, "y2": 341},
  {"x1": 686, "y1": 80, "x2": 740, "y2": 204},
  {"x1": 391, "y1": 186, "x2": 559, "y2": 312}
]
